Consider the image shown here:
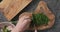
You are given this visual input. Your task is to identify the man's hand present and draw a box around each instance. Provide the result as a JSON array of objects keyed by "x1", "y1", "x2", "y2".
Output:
[{"x1": 11, "y1": 15, "x2": 31, "y2": 32}]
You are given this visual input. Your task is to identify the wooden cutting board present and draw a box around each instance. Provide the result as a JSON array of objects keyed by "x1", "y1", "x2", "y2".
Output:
[
  {"x1": 34, "y1": 1, "x2": 55, "y2": 30},
  {"x1": 19, "y1": 1, "x2": 55, "y2": 30},
  {"x1": 0, "y1": 0, "x2": 32, "y2": 21},
  {"x1": 0, "y1": 0, "x2": 12, "y2": 8}
]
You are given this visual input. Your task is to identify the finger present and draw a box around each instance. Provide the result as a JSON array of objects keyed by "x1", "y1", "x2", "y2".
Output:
[
  {"x1": 18, "y1": 15, "x2": 31, "y2": 23},
  {"x1": 19, "y1": 15, "x2": 31, "y2": 20},
  {"x1": 7, "y1": 24, "x2": 15, "y2": 30},
  {"x1": 16, "y1": 18, "x2": 31, "y2": 28},
  {"x1": 20, "y1": 19, "x2": 31, "y2": 31},
  {"x1": 12, "y1": 18, "x2": 31, "y2": 32},
  {"x1": 21, "y1": 19, "x2": 31, "y2": 28},
  {"x1": 11, "y1": 15, "x2": 31, "y2": 32},
  {"x1": 16, "y1": 19, "x2": 31, "y2": 31}
]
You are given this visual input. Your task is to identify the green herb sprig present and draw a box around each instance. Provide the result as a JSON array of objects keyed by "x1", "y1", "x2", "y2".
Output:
[{"x1": 30, "y1": 13, "x2": 49, "y2": 27}]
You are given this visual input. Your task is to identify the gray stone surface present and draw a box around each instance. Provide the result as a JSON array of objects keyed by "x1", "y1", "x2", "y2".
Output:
[
  {"x1": 0, "y1": 11, "x2": 8, "y2": 22},
  {"x1": 0, "y1": 0, "x2": 60, "y2": 32}
]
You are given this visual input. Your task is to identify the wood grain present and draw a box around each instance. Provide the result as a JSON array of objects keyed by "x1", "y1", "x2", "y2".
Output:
[
  {"x1": 0, "y1": 0, "x2": 12, "y2": 8},
  {"x1": 0, "y1": 0, "x2": 32, "y2": 21}
]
